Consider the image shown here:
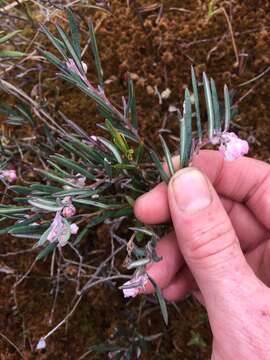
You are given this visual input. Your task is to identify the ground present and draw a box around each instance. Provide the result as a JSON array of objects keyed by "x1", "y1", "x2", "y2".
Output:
[{"x1": 0, "y1": 0, "x2": 270, "y2": 359}]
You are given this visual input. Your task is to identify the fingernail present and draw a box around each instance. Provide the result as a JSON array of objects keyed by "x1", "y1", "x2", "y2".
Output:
[{"x1": 171, "y1": 168, "x2": 212, "y2": 213}]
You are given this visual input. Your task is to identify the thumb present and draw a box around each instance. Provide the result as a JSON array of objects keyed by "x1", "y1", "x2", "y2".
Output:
[{"x1": 168, "y1": 167, "x2": 257, "y2": 305}]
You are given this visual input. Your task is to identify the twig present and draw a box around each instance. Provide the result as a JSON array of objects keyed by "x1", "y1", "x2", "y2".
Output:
[
  {"x1": 0, "y1": 333, "x2": 24, "y2": 359},
  {"x1": 209, "y1": 7, "x2": 239, "y2": 67}
]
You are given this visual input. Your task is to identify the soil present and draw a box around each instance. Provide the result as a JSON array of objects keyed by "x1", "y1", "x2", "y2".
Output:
[{"x1": 0, "y1": 0, "x2": 270, "y2": 359}]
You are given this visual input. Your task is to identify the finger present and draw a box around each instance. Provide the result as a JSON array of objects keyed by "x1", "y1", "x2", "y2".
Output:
[
  {"x1": 142, "y1": 232, "x2": 184, "y2": 294},
  {"x1": 168, "y1": 167, "x2": 258, "y2": 307},
  {"x1": 135, "y1": 185, "x2": 269, "y2": 252},
  {"x1": 220, "y1": 197, "x2": 269, "y2": 252},
  {"x1": 193, "y1": 150, "x2": 270, "y2": 230},
  {"x1": 134, "y1": 182, "x2": 169, "y2": 224},
  {"x1": 162, "y1": 267, "x2": 196, "y2": 302},
  {"x1": 245, "y1": 239, "x2": 270, "y2": 288}
]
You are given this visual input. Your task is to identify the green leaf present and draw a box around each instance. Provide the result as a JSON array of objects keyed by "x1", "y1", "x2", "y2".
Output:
[
  {"x1": 203, "y1": 72, "x2": 214, "y2": 140},
  {"x1": 149, "y1": 150, "x2": 169, "y2": 184},
  {"x1": 50, "y1": 155, "x2": 95, "y2": 180},
  {"x1": 36, "y1": 226, "x2": 51, "y2": 247},
  {"x1": 28, "y1": 198, "x2": 62, "y2": 212},
  {"x1": 73, "y1": 198, "x2": 122, "y2": 209},
  {"x1": 9, "y1": 186, "x2": 32, "y2": 195},
  {"x1": 224, "y1": 84, "x2": 231, "y2": 132},
  {"x1": 30, "y1": 184, "x2": 62, "y2": 194},
  {"x1": 0, "y1": 206, "x2": 31, "y2": 215},
  {"x1": 98, "y1": 137, "x2": 122, "y2": 164},
  {"x1": 40, "y1": 50, "x2": 64, "y2": 70},
  {"x1": 159, "y1": 135, "x2": 175, "y2": 177},
  {"x1": 126, "y1": 76, "x2": 138, "y2": 128},
  {"x1": 0, "y1": 30, "x2": 21, "y2": 44},
  {"x1": 191, "y1": 66, "x2": 202, "y2": 141},
  {"x1": 148, "y1": 276, "x2": 168, "y2": 326},
  {"x1": 41, "y1": 25, "x2": 67, "y2": 60},
  {"x1": 127, "y1": 258, "x2": 151, "y2": 269},
  {"x1": 56, "y1": 24, "x2": 83, "y2": 73},
  {"x1": 67, "y1": 8, "x2": 81, "y2": 59},
  {"x1": 210, "y1": 78, "x2": 221, "y2": 133},
  {"x1": 89, "y1": 20, "x2": 104, "y2": 87},
  {"x1": 0, "y1": 51, "x2": 26, "y2": 58},
  {"x1": 36, "y1": 169, "x2": 79, "y2": 188},
  {"x1": 129, "y1": 227, "x2": 158, "y2": 238},
  {"x1": 36, "y1": 243, "x2": 57, "y2": 261},
  {"x1": 180, "y1": 88, "x2": 192, "y2": 168}
]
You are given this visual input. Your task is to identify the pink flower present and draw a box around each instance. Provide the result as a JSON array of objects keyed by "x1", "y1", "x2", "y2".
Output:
[
  {"x1": 218, "y1": 132, "x2": 249, "y2": 161},
  {"x1": 47, "y1": 212, "x2": 64, "y2": 243},
  {"x1": 0, "y1": 169, "x2": 17, "y2": 183},
  {"x1": 70, "y1": 223, "x2": 79, "y2": 234},
  {"x1": 62, "y1": 203, "x2": 76, "y2": 218},
  {"x1": 121, "y1": 274, "x2": 148, "y2": 298}
]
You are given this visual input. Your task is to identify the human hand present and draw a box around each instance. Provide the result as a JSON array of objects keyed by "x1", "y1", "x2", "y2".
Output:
[{"x1": 134, "y1": 150, "x2": 270, "y2": 359}]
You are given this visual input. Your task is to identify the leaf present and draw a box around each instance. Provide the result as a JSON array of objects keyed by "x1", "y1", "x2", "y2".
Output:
[
  {"x1": 36, "y1": 169, "x2": 79, "y2": 188},
  {"x1": 210, "y1": 78, "x2": 221, "y2": 133},
  {"x1": 159, "y1": 135, "x2": 175, "y2": 177},
  {"x1": 149, "y1": 150, "x2": 170, "y2": 184},
  {"x1": 36, "y1": 243, "x2": 57, "y2": 261},
  {"x1": 0, "y1": 51, "x2": 26, "y2": 58},
  {"x1": 180, "y1": 88, "x2": 192, "y2": 168},
  {"x1": 203, "y1": 72, "x2": 214, "y2": 140},
  {"x1": 191, "y1": 66, "x2": 202, "y2": 141},
  {"x1": 30, "y1": 184, "x2": 61, "y2": 194},
  {"x1": 126, "y1": 76, "x2": 138, "y2": 128},
  {"x1": 73, "y1": 198, "x2": 122, "y2": 209},
  {"x1": 50, "y1": 155, "x2": 96, "y2": 180},
  {"x1": 148, "y1": 276, "x2": 168, "y2": 326},
  {"x1": 97, "y1": 137, "x2": 122, "y2": 164},
  {"x1": 89, "y1": 20, "x2": 104, "y2": 87},
  {"x1": 36, "y1": 226, "x2": 52, "y2": 247},
  {"x1": 127, "y1": 258, "x2": 151, "y2": 269},
  {"x1": 0, "y1": 206, "x2": 31, "y2": 215},
  {"x1": 56, "y1": 24, "x2": 83, "y2": 73},
  {"x1": 129, "y1": 227, "x2": 158, "y2": 238},
  {"x1": 40, "y1": 50, "x2": 64, "y2": 70},
  {"x1": 41, "y1": 25, "x2": 67, "y2": 60},
  {"x1": 9, "y1": 186, "x2": 32, "y2": 195},
  {"x1": 28, "y1": 198, "x2": 62, "y2": 212},
  {"x1": 0, "y1": 30, "x2": 21, "y2": 44},
  {"x1": 66, "y1": 8, "x2": 81, "y2": 59},
  {"x1": 224, "y1": 84, "x2": 231, "y2": 132}
]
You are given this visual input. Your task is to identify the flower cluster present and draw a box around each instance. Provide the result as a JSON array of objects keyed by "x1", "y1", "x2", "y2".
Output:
[
  {"x1": 218, "y1": 132, "x2": 249, "y2": 161},
  {"x1": 121, "y1": 274, "x2": 148, "y2": 298}
]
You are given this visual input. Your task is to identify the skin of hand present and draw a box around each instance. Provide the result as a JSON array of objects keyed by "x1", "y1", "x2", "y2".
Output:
[{"x1": 134, "y1": 150, "x2": 270, "y2": 360}]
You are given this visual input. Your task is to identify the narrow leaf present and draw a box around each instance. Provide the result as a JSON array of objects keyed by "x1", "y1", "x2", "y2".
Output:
[
  {"x1": 224, "y1": 84, "x2": 231, "y2": 132},
  {"x1": 89, "y1": 20, "x2": 104, "y2": 87},
  {"x1": 191, "y1": 66, "x2": 202, "y2": 140},
  {"x1": 210, "y1": 78, "x2": 221, "y2": 133},
  {"x1": 149, "y1": 150, "x2": 170, "y2": 184},
  {"x1": 148, "y1": 276, "x2": 168, "y2": 326},
  {"x1": 203, "y1": 72, "x2": 214, "y2": 140},
  {"x1": 159, "y1": 135, "x2": 175, "y2": 177}
]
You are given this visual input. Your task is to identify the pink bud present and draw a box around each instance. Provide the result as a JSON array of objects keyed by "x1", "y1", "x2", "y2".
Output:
[
  {"x1": 70, "y1": 223, "x2": 79, "y2": 234},
  {"x1": 62, "y1": 203, "x2": 76, "y2": 218},
  {"x1": 219, "y1": 132, "x2": 249, "y2": 161},
  {"x1": 1, "y1": 169, "x2": 17, "y2": 183},
  {"x1": 121, "y1": 274, "x2": 148, "y2": 298}
]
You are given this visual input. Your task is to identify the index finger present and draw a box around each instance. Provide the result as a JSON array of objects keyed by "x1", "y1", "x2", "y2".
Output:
[{"x1": 135, "y1": 150, "x2": 270, "y2": 230}]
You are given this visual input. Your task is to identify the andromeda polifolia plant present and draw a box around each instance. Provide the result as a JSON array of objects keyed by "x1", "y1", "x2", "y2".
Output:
[{"x1": 0, "y1": 9, "x2": 249, "y2": 349}]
